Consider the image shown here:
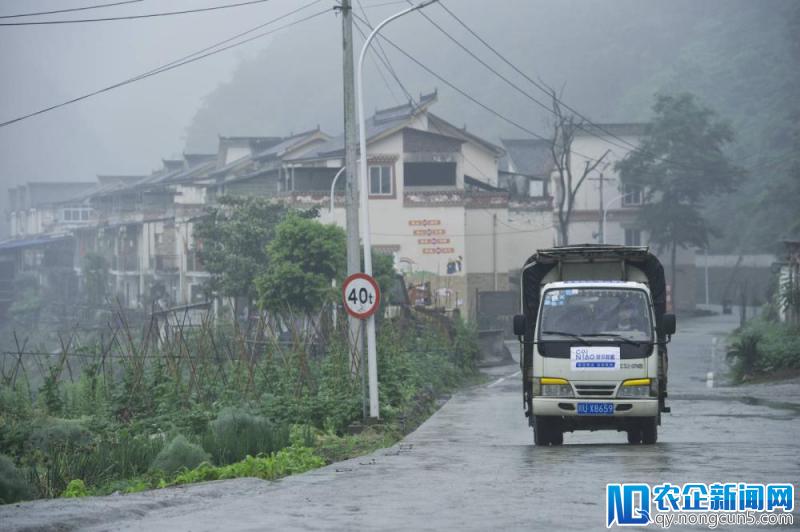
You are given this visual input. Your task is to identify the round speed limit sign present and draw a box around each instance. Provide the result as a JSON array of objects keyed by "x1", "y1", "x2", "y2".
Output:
[{"x1": 342, "y1": 273, "x2": 381, "y2": 319}]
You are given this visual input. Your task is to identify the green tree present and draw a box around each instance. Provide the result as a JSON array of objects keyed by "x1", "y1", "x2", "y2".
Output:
[
  {"x1": 193, "y1": 197, "x2": 317, "y2": 315},
  {"x1": 757, "y1": 110, "x2": 800, "y2": 242},
  {"x1": 616, "y1": 93, "x2": 744, "y2": 294},
  {"x1": 255, "y1": 215, "x2": 346, "y2": 316}
]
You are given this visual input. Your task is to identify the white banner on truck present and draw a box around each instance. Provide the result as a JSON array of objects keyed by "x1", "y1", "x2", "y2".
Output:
[{"x1": 570, "y1": 346, "x2": 621, "y2": 370}]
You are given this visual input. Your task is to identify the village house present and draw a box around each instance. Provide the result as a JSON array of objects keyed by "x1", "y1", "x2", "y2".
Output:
[{"x1": 5, "y1": 91, "x2": 704, "y2": 323}]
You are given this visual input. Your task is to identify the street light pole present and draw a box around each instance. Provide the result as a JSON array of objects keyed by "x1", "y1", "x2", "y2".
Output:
[
  {"x1": 356, "y1": 0, "x2": 437, "y2": 419},
  {"x1": 601, "y1": 192, "x2": 629, "y2": 245},
  {"x1": 329, "y1": 166, "x2": 345, "y2": 215}
]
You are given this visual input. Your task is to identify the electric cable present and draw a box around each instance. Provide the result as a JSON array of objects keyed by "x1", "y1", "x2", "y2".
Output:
[
  {"x1": 0, "y1": 0, "x2": 275, "y2": 26},
  {"x1": 0, "y1": 2, "x2": 330, "y2": 128},
  {"x1": 0, "y1": 0, "x2": 142, "y2": 19}
]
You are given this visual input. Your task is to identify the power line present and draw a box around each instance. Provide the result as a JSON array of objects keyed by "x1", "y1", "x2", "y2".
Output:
[
  {"x1": 0, "y1": 0, "x2": 142, "y2": 19},
  {"x1": 356, "y1": 0, "x2": 415, "y2": 103},
  {"x1": 0, "y1": 2, "x2": 330, "y2": 128},
  {"x1": 435, "y1": 1, "x2": 739, "y2": 177},
  {"x1": 407, "y1": 1, "x2": 553, "y2": 118},
  {"x1": 350, "y1": 11, "x2": 609, "y2": 166},
  {"x1": 0, "y1": 0, "x2": 276, "y2": 26},
  {"x1": 351, "y1": 13, "x2": 403, "y2": 104},
  {"x1": 351, "y1": 12, "x2": 557, "y2": 240},
  {"x1": 436, "y1": 1, "x2": 640, "y2": 155},
  {"x1": 350, "y1": 16, "x2": 545, "y2": 142},
  {"x1": 421, "y1": 0, "x2": 655, "y2": 163}
]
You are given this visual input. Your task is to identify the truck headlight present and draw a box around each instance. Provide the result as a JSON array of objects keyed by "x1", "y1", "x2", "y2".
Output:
[
  {"x1": 539, "y1": 377, "x2": 574, "y2": 397},
  {"x1": 618, "y1": 378, "x2": 652, "y2": 398}
]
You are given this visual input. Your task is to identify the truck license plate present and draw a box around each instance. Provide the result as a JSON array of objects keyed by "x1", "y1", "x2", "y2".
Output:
[{"x1": 577, "y1": 402, "x2": 614, "y2": 415}]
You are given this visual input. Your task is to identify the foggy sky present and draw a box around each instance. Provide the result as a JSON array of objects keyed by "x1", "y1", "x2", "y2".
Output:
[
  {"x1": 1, "y1": 0, "x2": 795, "y2": 239},
  {"x1": 0, "y1": 0, "x2": 303, "y2": 236}
]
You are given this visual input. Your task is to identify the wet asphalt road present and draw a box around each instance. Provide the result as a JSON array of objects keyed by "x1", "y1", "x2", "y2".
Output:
[{"x1": 2, "y1": 312, "x2": 799, "y2": 531}]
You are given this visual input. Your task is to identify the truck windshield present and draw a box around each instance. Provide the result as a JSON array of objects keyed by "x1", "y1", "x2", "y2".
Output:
[{"x1": 539, "y1": 288, "x2": 652, "y2": 342}]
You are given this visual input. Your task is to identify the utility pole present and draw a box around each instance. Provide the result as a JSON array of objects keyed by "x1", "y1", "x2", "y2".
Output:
[
  {"x1": 588, "y1": 163, "x2": 611, "y2": 244},
  {"x1": 340, "y1": 0, "x2": 363, "y2": 379}
]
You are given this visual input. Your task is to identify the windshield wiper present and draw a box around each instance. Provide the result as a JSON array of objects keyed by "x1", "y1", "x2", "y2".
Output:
[
  {"x1": 539, "y1": 331, "x2": 588, "y2": 344},
  {"x1": 581, "y1": 333, "x2": 648, "y2": 346}
]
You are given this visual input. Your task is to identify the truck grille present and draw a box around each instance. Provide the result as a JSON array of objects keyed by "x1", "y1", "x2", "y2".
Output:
[{"x1": 574, "y1": 384, "x2": 616, "y2": 397}]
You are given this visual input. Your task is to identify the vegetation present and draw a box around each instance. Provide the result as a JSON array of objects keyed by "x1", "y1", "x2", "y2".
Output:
[
  {"x1": 150, "y1": 435, "x2": 210, "y2": 475},
  {"x1": 726, "y1": 318, "x2": 800, "y2": 383},
  {"x1": 0, "y1": 454, "x2": 32, "y2": 504},
  {"x1": 193, "y1": 197, "x2": 317, "y2": 315},
  {"x1": 255, "y1": 214, "x2": 346, "y2": 316},
  {"x1": 616, "y1": 92, "x2": 743, "y2": 294},
  {"x1": 0, "y1": 308, "x2": 480, "y2": 503},
  {"x1": 0, "y1": 202, "x2": 481, "y2": 504}
]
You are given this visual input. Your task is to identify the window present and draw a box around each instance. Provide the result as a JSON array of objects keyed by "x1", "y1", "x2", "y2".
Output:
[
  {"x1": 622, "y1": 184, "x2": 642, "y2": 205},
  {"x1": 369, "y1": 165, "x2": 392, "y2": 196},
  {"x1": 528, "y1": 179, "x2": 545, "y2": 197},
  {"x1": 625, "y1": 229, "x2": 642, "y2": 246},
  {"x1": 62, "y1": 206, "x2": 92, "y2": 222},
  {"x1": 403, "y1": 162, "x2": 456, "y2": 187}
]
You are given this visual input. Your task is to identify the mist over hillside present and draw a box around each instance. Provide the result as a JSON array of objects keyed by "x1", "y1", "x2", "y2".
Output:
[
  {"x1": 182, "y1": 0, "x2": 799, "y2": 251},
  {"x1": 184, "y1": 0, "x2": 795, "y2": 151}
]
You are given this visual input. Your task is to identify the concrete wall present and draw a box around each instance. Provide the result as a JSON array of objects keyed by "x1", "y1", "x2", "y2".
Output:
[{"x1": 694, "y1": 255, "x2": 776, "y2": 307}]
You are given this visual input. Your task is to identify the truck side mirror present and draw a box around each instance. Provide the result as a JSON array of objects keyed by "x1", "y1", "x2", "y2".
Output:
[
  {"x1": 513, "y1": 314, "x2": 527, "y2": 337},
  {"x1": 660, "y1": 313, "x2": 676, "y2": 336}
]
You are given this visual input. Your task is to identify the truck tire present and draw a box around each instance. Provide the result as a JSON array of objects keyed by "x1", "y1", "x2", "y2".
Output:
[
  {"x1": 532, "y1": 416, "x2": 552, "y2": 446},
  {"x1": 550, "y1": 429, "x2": 564, "y2": 445},
  {"x1": 626, "y1": 427, "x2": 642, "y2": 444},
  {"x1": 641, "y1": 418, "x2": 658, "y2": 444}
]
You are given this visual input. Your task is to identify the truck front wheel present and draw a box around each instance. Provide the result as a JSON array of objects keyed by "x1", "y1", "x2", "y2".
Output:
[
  {"x1": 626, "y1": 427, "x2": 642, "y2": 444},
  {"x1": 641, "y1": 418, "x2": 658, "y2": 444},
  {"x1": 533, "y1": 416, "x2": 563, "y2": 446}
]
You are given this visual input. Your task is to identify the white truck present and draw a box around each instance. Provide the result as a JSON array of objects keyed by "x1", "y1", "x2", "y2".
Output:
[{"x1": 513, "y1": 245, "x2": 676, "y2": 445}]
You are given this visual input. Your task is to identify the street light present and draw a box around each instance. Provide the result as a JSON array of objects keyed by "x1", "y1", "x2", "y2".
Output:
[
  {"x1": 356, "y1": 0, "x2": 437, "y2": 419},
  {"x1": 601, "y1": 192, "x2": 629, "y2": 245},
  {"x1": 329, "y1": 166, "x2": 345, "y2": 215}
]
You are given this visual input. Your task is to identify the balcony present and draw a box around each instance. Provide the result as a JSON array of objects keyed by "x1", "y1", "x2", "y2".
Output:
[{"x1": 403, "y1": 190, "x2": 510, "y2": 209}]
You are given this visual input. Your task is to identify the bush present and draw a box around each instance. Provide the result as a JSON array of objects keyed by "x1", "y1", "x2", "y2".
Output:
[
  {"x1": 61, "y1": 479, "x2": 89, "y2": 498},
  {"x1": 727, "y1": 319, "x2": 800, "y2": 381},
  {"x1": 0, "y1": 454, "x2": 33, "y2": 504},
  {"x1": 171, "y1": 445, "x2": 325, "y2": 486},
  {"x1": 202, "y1": 408, "x2": 289, "y2": 466},
  {"x1": 149, "y1": 435, "x2": 210, "y2": 475},
  {"x1": 28, "y1": 418, "x2": 93, "y2": 455}
]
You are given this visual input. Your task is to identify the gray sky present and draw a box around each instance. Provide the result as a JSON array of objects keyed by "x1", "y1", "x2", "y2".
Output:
[{"x1": 0, "y1": 0, "x2": 303, "y2": 185}]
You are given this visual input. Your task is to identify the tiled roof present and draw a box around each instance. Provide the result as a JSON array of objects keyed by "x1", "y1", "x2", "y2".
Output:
[
  {"x1": 289, "y1": 99, "x2": 439, "y2": 162},
  {"x1": 427, "y1": 113, "x2": 505, "y2": 156}
]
